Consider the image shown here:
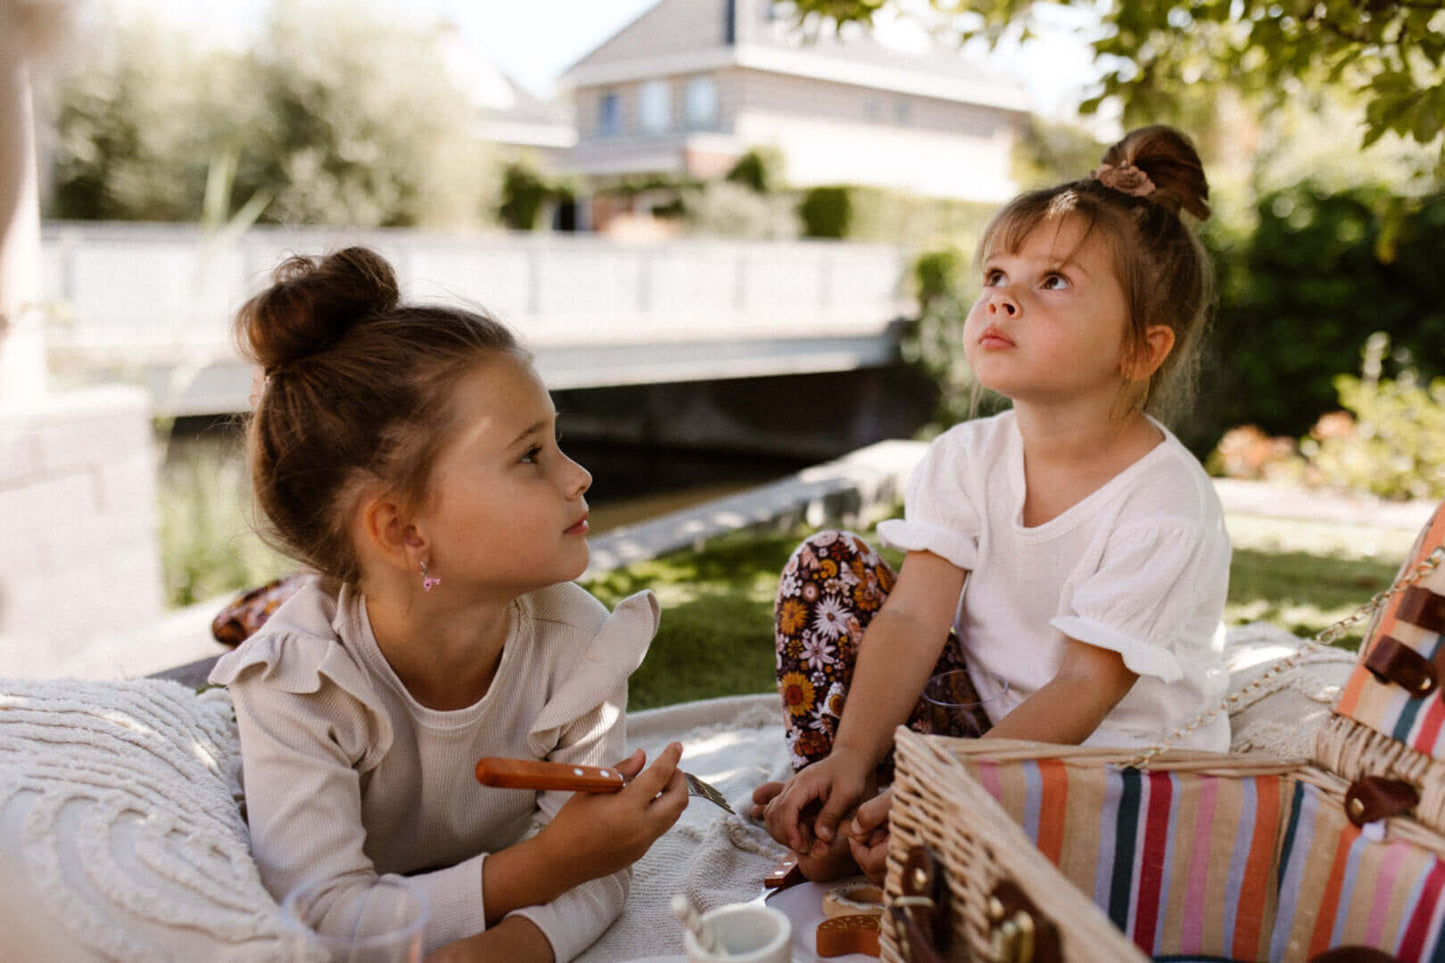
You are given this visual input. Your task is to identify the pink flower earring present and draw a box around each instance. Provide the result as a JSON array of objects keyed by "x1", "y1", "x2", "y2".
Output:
[{"x1": 420, "y1": 560, "x2": 441, "y2": 593}]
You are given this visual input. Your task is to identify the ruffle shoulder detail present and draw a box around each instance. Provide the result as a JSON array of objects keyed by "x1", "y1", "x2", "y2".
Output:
[
  {"x1": 527, "y1": 590, "x2": 659, "y2": 755},
  {"x1": 208, "y1": 630, "x2": 393, "y2": 766}
]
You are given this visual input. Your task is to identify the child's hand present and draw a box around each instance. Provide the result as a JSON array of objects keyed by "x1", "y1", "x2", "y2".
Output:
[
  {"x1": 541, "y1": 742, "x2": 689, "y2": 881},
  {"x1": 763, "y1": 747, "x2": 870, "y2": 857},
  {"x1": 847, "y1": 788, "x2": 892, "y2": 885}
]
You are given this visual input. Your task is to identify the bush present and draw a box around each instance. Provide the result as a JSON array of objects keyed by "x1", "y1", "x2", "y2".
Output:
[
  {"x1": 798, "y1": 185, "x2": 853, "y2": 238},
  {"x1": 725, "y1": 147, "x2": 783, "y2": 194},
  {"x1": 1301, "y1": 335, "x2": 1445, "y2": 500},
  {"x1": 498, "y1": 161, "x2": 552, "y2": 231},
  {"x1": 157, "y1": 438, "x2": 293, "y2": 607},
  {"x1": 683, "y1": 181, "x2": 799, "y2": 238},
  {"x1": 1203, "y1": 185, "x2": 1445, "y2": 447}
]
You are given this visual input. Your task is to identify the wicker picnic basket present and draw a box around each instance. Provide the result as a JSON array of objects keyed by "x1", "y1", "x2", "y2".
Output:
[{"x1": 879, "y1": 499, "x2": 1445, "y2": 963}]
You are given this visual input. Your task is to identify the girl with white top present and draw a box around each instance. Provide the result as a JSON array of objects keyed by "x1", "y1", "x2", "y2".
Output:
[
  {"x1": 209, "y1": 248, "x2": 688, "y2": 962},
  {"x1": 754, "y1": 126, "x2": 1232, "y2": 881}
]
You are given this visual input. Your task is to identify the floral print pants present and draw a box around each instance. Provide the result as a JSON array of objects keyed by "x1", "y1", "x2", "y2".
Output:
[{"x1": 773, "y1": 529, "x2": 976, "y2": 775}]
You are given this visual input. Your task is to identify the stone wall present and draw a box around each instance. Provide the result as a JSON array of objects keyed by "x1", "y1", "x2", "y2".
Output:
[{"x1": 0, "y1": 386, "x2": 162, "y2": 677}]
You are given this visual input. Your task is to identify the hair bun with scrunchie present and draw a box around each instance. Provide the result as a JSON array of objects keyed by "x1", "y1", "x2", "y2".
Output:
[
  {"x1": 236, "y1": 246, "x2": 401, "y2": 375},
  {"x1": 1093, "y1": 125, "x2": 1211, "y2": 222}
]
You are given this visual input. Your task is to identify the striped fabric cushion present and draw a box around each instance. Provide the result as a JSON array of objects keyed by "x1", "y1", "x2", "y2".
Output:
[{"x1": 966, "y1": 758, "x2": 1445, "y2": 962}]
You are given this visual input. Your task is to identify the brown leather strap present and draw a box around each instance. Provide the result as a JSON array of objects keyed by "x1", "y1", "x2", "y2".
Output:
[
  {"x1": 889, "y1": 908, "x2": 945, "y2": 963},
  {"x1": 1363, "y1": 634, "x2": 1438, "y2": 697},
  {"x1": 1397, "y1": 585, "x2": 1445, "y2": 634},
  {"x1": 1345, "y1": 776, "x2": 1420, "y2": 827},
  {"x1": 893, "y1": 847, "x2": 949, "y2": 960}
]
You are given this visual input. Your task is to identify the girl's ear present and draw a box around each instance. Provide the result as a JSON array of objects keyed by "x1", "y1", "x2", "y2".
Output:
[
  {"x1": 1123, "y1": 324, "x2": 1176, "y2": 382},
  {"x1": 356, "y1": 490, "x2": 425, "y2": 573}
]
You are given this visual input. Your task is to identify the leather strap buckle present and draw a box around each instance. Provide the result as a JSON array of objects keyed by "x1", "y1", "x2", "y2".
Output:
[
  {"x1": 1363, "y1": 635, "x2": 1438, "y2": 697},
  {"x1": 1397, "y1": 585, "x2": 1445, "y2": 634},
  {"x1": 986, "y1": 880, "x2": 1062, "y2": 963},
  {"x1": 1345, "y1": 776, "x2": 1419, "y2": 828}
]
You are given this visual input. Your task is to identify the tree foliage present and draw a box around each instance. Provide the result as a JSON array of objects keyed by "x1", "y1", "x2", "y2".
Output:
[
  {"x1": 47, "y1": 0, "x2": 496, "y2": 228},
  {"x1": 786, "y1": 0, "x2": 1445, "y2": 168}
]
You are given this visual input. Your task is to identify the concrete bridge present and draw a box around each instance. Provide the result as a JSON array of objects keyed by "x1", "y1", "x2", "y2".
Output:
[{"x1": 39, "y1": 223, "x2": 913, "y2": 417}]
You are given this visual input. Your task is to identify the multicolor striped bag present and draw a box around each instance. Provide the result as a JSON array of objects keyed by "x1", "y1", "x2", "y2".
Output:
[
  {"x1": 880, "y1": 500, "x2": 1445, "y2": 963},
  {"x1": 883, "y1": 733, "x2": 1445, "y2": 963},
  {"x1": 1316, "y1": 502, "x2": 1445, "y2": 835}
]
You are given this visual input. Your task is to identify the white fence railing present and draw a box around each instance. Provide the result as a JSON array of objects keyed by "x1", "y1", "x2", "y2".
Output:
[{"x1": 40, "y1": 223, "x2": 913, "y2": 365}]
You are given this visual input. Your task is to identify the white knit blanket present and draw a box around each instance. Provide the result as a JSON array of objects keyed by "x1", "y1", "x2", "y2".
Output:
[{"x1": 0, "y1": 622, "x2": 1352, "y2": 962}]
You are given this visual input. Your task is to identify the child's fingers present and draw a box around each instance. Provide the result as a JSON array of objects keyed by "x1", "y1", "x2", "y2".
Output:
[
  {"x1": 766, "y1": 781, "x2": 823, "y2": 853},
  {"x1": 811, "y1": 786, "x2": 855, "y2": 846},
  {"x1": 847, "y1": 828, "x2": 889, "y2": 884},
  {"x1": 623, "y1": 741, "x2": 682, "y2": 798},
  {"x1": 849, "y1": 787, "x2": 892, "y2": 838},
  {"x1": 612, "y1": 747, "x2": 647, "y2": 779}
]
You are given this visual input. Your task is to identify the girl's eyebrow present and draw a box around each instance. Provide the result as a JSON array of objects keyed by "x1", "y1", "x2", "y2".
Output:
[{"x1": 507, "y1": 416, "x2": 554, "y2": 449}]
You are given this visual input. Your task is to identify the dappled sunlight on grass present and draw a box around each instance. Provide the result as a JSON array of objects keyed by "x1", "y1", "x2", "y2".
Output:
[
  {"x1": 600, "y1": 511, "x2": 1425, "y2": 707},
  {"x1": 1225, "y1": 515, "x2": 1414, "y2": 650}
]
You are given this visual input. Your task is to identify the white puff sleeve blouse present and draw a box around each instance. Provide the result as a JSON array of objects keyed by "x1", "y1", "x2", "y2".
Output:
[{"x1": 877, "y1": 411, "x2": 1232, "y2": 751}]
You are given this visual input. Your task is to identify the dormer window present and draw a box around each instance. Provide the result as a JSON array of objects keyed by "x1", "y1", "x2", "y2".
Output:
[
  {"x1": 639, "y1": 80, "x2": 672, "y2": 133},
  {"x1": 684, "y1": 76, "x2": 718, "y2": 130},
  {"x1": 598, "y1": 92, "x2": 621, "y2": 137}
]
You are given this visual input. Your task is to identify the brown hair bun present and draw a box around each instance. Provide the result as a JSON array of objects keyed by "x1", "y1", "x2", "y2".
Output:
[
  {"x1": 1100, "y1": 125, "x2": 1211, "y2": 222},
  {"x1": 236, "y1": 246, "x2": 401, "y2": 373}
]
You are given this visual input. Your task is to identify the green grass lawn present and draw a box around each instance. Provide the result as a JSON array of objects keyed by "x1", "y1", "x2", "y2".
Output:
[{"x1": 586, "y1": 515, "x2": 1420, "y2": 710}]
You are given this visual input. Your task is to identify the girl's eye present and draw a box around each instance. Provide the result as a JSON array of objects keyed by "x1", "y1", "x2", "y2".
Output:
[
  {"x1": 1041, "y1": 273, "x2": 1070, "y2": 290},
  {"x1": 520, "y1": 445, "x2": 543, "y2": 465}
]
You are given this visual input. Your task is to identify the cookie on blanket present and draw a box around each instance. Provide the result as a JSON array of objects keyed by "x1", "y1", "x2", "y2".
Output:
[
  {"x1": 821, "y1": 878, "x2": 884, "y2": 919},
  {"x1": 816, "y1": 914, "x2": 880, "y2": 957}
]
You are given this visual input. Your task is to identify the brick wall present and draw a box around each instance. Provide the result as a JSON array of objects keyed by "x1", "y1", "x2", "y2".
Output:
[{"x1": 0, "y1": 386, "x2": 163, "y2": 677}]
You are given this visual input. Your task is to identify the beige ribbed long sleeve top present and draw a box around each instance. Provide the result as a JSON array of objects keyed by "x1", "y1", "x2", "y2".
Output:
[{"x1": 209, "y1": 577, "x2": 659, "y2": 960}]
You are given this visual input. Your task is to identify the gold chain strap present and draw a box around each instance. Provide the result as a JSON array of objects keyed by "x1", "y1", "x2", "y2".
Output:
[{"x1": 1126, "y1": 544, "x2": 1445, "y2": 769}]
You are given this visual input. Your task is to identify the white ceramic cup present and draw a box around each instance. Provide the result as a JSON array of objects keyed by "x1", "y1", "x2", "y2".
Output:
[
  {"x1": 280, "y1": 876, "x2": 429, "y2": 963},
  {"x1": 683, "y1": 903, "x2": 792, "y2": 963}
]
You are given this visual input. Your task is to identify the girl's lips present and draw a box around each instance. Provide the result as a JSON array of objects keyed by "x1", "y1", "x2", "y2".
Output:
[{"x1": 979, "y1": 326, "x2": 1014, "y2": 349}]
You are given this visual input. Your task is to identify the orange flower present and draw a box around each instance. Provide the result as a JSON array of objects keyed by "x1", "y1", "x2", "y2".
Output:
[
  {"x1": 852, "y1": 581, "x2": 882, "y2": 612},
  {"x1": 778, "y1": 598, "x2": 809, "y2": 636},
  {"x1": 781, "y1": 672, "x2": 816, "y2": 717}
]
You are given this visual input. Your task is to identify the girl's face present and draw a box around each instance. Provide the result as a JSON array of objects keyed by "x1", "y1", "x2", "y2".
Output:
[
  {"x1": 963, "y1": 215, "x2": 1134, "y2": 409},
  {"x1": 414, "y1": 353, "x2": 593, "y2": 598}
]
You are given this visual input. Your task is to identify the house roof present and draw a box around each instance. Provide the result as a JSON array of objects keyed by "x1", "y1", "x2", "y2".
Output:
[{"x1": 560, "y1": 0, "x2": 1027, "y2": 113}]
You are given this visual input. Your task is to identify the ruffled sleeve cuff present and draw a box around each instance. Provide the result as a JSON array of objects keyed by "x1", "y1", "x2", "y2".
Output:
[
  {"x1": 876, "y1": 518, "x2": 979, "y2": 571},
  {"x1": 526, "y1": 591, "x2": 659, "y2": 755},
  {"x1": 1050, "y1": 615, "x2": 1184, "y2": 684}
]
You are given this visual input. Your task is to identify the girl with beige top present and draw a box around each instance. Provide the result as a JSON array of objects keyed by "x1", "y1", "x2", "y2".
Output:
[{"x1": 209, "y1": 248, "x2": 688, "y2": 962}]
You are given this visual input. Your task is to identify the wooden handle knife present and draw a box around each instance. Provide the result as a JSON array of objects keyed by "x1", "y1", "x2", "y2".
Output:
[{"x1": 474, "y1": 757, "x2": 628, "y2": 793}]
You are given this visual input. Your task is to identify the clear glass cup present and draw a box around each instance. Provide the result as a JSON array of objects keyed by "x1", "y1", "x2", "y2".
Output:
[
  {"x1": 922, "y1": 669, "x2": 1010, "y2": 738},
  {"x1": 280, "y1": 876, "x2": 429, "y2": 963}
]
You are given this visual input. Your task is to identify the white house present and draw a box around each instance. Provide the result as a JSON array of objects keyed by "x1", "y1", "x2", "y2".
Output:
[{"x1": 558, "y1": 0, "x2": 1028, "y2": 206}]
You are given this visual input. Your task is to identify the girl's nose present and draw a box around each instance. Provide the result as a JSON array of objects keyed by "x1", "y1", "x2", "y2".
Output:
[
  {"x1": 987, "y1": 292, "x2": 1019, "y2": 317},
  {"x1": 565, "y1": 455, "x2": 592, "y2": 499}
]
